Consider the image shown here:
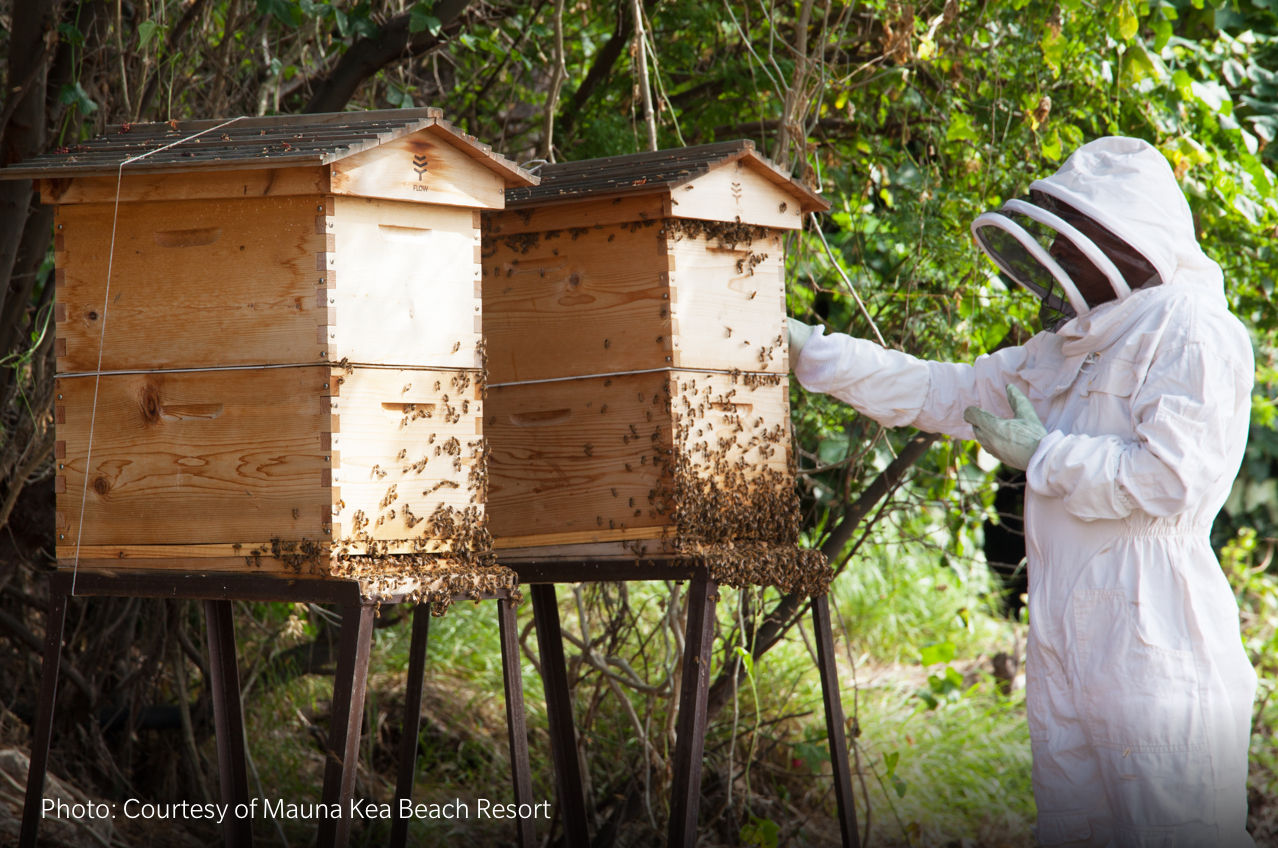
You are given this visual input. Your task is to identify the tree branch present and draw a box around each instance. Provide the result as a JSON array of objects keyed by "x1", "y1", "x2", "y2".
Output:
[
  {"x1": 301, "y1": 1, "x2": 474, "y2": 115},
  {"x1": 556, "y1": 0, "x2": 633, "y2": 141}
]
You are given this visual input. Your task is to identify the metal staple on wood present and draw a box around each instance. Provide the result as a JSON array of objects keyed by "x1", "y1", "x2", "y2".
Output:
[{"x1": 69, "y1": 115, "x2": 245, "y2": 594}]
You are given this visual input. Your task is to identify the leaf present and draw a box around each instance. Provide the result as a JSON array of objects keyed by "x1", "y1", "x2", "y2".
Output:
[
  {"x1": 1040, "y1": 28, "x2": 1066, "y2": 76},
  {"x1": 1042, "y1": 128, "x2": 1063, "y2": 162},
  {"x1": 946, "y1": 112, "x2": 981, "y2": 143},
  {"x1": 740, "y1": 817, "x2": 781, "y2": 848},
  {"x1": 1152, "y1": 16, "x2": 1172, "y2": 53},
  {"x1": 1116, "y1": 1, "x2": 1139, "y2": 41},
  {"x1": 59, "y1": 82, "x2": 98, "y2": 115},
  {"x1": 883, "y1": 750, "x2": 899, "y2": 777},
  {"x1": 137, "y1": 20, "x2": 162, "y2": 49},
  {"x1": 257, "y1": 0, "x2": 303, "y2": 27},
  {"x1": 1191, "y1": 80, "x2": 1232, "y2": 115},
  {"x1": 57, "y1": 22, "x2": 85, "y2": 47},
  {"x1": 409, "y1": 2, "x2": 442, "y2": 35},
  {"x1": 793, "y1": 740, "x2": 831, "y2": 772},
  {"x1": 892, "y1": 775, "x2": 909, "y2": 798},
  {"x1": 734, "y1": 645, "x2": 755, "y2": 680},
  {"x1": 918, "y1": 641, "x2": 955, "y2": 666}
]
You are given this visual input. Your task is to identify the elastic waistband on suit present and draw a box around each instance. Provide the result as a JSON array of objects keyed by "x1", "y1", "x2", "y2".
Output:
[{"x1": 1116, "y1": 520, "x2": 1211, "y2": 539}]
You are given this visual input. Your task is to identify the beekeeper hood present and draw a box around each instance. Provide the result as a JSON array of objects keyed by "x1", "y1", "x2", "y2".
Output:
[{"x1": 972, "y1": 136, "x2": 1223, "y2": 331}]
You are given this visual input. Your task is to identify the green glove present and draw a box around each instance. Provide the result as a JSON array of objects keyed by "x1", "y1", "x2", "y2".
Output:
[
  {"x1": 962, "y1": 384, "x2": 1047, "y2": 471},
  {"x1": 787, "y1": 317, "x2": 816, "y2": 371}
]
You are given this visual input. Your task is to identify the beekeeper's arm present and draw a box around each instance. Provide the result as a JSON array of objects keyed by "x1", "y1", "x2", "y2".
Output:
[
  {"x1": 1024, "y1": 341, "x2": 1252, "y2": 521},
  {"x1": 789, "y1": 319, "x2": 1037, "y2": 436}
]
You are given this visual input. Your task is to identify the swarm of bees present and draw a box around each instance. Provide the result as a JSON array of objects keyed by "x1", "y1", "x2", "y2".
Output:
[
  {"x1": 654, "y1": 372, "x2": 831, "y2": 596},
  {"x1": 245, "y1": 358, "x2": 505, "y2": 608}
]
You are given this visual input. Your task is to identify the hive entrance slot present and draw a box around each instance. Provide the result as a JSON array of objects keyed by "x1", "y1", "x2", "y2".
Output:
[
  {"x1": 709, "y1": 402, "x2": 753, "y2": 415},
  {"x1": 509, "y1": 409, "x2": 572, "y2": 427}
]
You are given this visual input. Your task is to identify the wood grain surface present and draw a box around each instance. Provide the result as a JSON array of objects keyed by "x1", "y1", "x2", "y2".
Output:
[
  {"x1": 484, "y1": 370, "x2": 789, "y2": 541},
  {"x1": 55, "y1": 195, "x2": 328, "y2": 371},
  {"x1": 331, "y1": 126, "x2": 507, "y2": 209},
  {"x1": 483, "y1": 193, "x2": 669, "y2": 238},
  {"x1": 331, "y1": 365, "x2": 484, "y2": 543},
  {"x1": 55, "y1": 367, "x2": 332, "y2": 546},
  {"x1": 482, "y1": 223, "x2": 674, "y2": 384},
  {"x1": 330, "y1": 197, "x2": 481, "y2": 368},
  {"x1": 667, "y1": 231, "x2": 788, "y2": 373},
  {"x1": 667, "y1": 158, "x2": 806, "y2": 229},
  {"x1": 41, "y1": 167, "x2": 331, "y2": 205}
]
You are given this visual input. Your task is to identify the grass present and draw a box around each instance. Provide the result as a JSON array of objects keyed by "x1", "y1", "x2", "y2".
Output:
[{"x1": 231, "y1": 535, "x2": 1276, "y2": 847}]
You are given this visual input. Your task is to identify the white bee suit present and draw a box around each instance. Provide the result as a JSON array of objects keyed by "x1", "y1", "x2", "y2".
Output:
[{"x1": 794, "y1": 138, "x2": 1257, "y2": 847}]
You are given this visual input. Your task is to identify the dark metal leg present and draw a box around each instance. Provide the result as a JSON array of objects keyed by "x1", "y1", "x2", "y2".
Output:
[
  {"x1": 390, "y1": 604, "x2": 430, "y2": 848},
  {"x1": 317, "y1": 602, "x2": 376, "y2": 848},
  {"x1": 19, "y1": 581, "x2": 69, "y2": 848},
  {"x1": 498, "y1": 595, "x2": 537, "y2": 848},
  {"x1": 204, "y1": 599, "x2": 253, "y2": 848},
  {"x1": 667, "y1": 567, "x2": 718, "y2": 848},
  {"x1": 530, "y1": 583, "x2": 590, "y2": 848},
  {"x1": 813, "y1": 594, "x2": 860, "y2": 848}
]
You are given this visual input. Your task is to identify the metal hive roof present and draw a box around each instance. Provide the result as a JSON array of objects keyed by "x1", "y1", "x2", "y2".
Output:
[
  {"x1": 0, "y1": 107, "x2": 538, "y2": 186},
  {"x1": 505, "y1": 140, "x2": 827, "y2": 212}
]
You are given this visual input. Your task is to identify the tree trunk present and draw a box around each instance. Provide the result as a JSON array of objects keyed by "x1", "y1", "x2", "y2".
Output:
[{"x1": 0, "y1": 1, "x2": 55, "y2": 315}]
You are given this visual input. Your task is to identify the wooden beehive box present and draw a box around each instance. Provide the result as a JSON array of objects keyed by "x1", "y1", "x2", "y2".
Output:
[
  {"x1": 481, "y1": 142, "x2": 829, "y2": 555},
  {"x1": 1, "y1": 109, "x2": 537, "y2": 578}
]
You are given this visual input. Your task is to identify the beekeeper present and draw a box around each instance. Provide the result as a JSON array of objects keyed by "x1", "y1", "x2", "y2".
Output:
[{"x1": 789, "y1": 137, "x2": 1256, "y2": 847}]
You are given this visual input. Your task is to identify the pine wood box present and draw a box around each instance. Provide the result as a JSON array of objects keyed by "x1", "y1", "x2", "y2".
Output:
[
  {"x1": 1, "y1": 109, "x2": 537, "y2": 575},
  {"x1": 480, "y1": 142, "x2": 830, "y2": 550}
]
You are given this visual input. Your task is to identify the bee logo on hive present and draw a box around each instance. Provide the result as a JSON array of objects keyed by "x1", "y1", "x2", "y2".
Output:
[{"x1": 412, "y1": 154, "x2": 429, "y2": 181}]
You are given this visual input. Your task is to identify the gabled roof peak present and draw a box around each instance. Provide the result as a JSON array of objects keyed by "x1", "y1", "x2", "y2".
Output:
[{"x1": 505, "y1": 140, "x2": 828, "y2": 212}]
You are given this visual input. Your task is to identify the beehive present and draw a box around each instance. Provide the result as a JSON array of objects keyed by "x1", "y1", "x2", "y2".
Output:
[
  {"x1": 2, "y1": 109, "x2": 537, "y2": 579},
  {"x1": 481, "y1": 142, "x2": 830, "y2": 570}
]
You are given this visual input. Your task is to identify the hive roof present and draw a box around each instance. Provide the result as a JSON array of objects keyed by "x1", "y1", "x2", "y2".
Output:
[
  {"x1": 505, "y1": 140, "x2": 827, "y2": 212},
  {"x1": 0, "y1": 108, "x2": 537, "y2": 186}
]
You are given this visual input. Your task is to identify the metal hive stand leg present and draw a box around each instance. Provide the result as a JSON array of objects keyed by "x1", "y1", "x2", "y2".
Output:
[
  {"x1": 667, "y1": 567, "x2": 718, "y2": 848},
  {"x1": 18, "y1": 577, "x2": 69, "y2": 848},
  {"x1": 205, "y1": 599, "x2": 254, "y2": 848},
  {"x1": 499, "y1": 594, "x2": 537, "y2": 848},
  {"x1": 813, "y1": 594, "x2": 860, "y2": 848},
  {"x1": 316, "y1": 602, "x2": 376, "y2": 848},
  {"x1": 390, "y1": 602, "x2": 430, "y2": 848},
  {"x1": 530, "y1": 582, "x2": 591, "y2": 848}
]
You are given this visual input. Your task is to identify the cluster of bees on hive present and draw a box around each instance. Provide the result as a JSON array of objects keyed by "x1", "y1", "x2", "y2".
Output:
[{"x1": 264, "y1": 348, "x2": 512, "y2": 611}]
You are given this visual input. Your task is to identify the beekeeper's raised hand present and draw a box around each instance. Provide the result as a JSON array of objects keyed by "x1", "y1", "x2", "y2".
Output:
[
  {"x1": 962, "y1": 384, "x2": 1047, "y2": 471},
  {"x1": 787, "y1": 317, "x2": 817, "y2": 371}
]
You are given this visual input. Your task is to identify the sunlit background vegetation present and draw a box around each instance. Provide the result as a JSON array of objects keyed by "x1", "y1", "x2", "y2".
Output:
[{"x1": 0, "y1": 0, "x2": 1276, "y2": 845}]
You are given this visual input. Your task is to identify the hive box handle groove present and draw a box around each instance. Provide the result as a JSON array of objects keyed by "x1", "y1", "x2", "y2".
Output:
[
  {"x1": 153, "y1": 227, "x2": 222, "y2": 248},
  {"x1": 509, "y1": 409, "x2": 572, "y2": 427}
]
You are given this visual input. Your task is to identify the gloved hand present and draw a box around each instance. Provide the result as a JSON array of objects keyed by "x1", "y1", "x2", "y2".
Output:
[
  {"x1": 963, "y1": 384, "x2": 1047, "y2": 471},
  {"x1": 787, "y1": 317, "x2": 816, "y2": 371}
]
